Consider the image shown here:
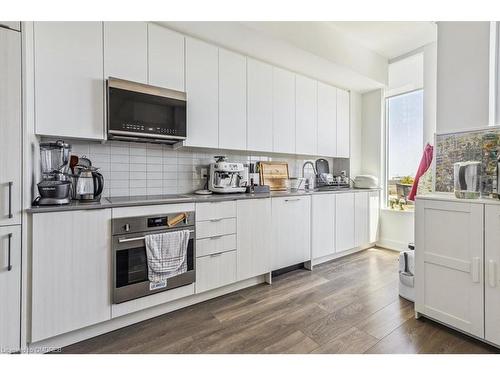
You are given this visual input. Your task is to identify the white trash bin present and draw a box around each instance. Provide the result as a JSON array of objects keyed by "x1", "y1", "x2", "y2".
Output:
[{"x1": 398, "y1": 244, "x2": 415, "y2": 302}]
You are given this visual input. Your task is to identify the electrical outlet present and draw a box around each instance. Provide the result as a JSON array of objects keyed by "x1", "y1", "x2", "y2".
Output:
[{"x1": 201, "y1": 168, "x2": 208, "y2": 179}]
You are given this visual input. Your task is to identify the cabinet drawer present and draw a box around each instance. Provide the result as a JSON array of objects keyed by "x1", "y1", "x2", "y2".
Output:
[
  {"x1": 196, "y1": 250, "x2": 237, "y2": 293},
  {"x1": 196, "y1": 201, "x2": 236, "y2": 221},
  {"x1": 196, "y1": 218, "x2": 236, "y2": 239},
  {"x1": 196, "y1": 234, "x2": 236, "y2": 257}
]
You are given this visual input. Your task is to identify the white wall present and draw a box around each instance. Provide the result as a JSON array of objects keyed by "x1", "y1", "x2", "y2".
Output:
[
  {"x1": 378, "y1": 210, "x2": 414, "y2": 251},
  {"x1": 361, "y1": 89, "x2": 384, "y2": 180},
  {"x1": 437, "y1": 22, "x2": 490, "y2": 133},
  {"x1": 160, "y1": 21, "x2": 386, "y2": 93}
]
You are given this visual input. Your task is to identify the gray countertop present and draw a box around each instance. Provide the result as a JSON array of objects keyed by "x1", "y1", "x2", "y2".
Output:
[{"x1": 27, "y1": 187, "x2": 380, "y2": 214}]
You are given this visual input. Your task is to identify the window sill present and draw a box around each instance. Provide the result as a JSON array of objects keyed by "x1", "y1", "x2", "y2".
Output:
[{"x1": 381, "y1": 207, "x2": 415, "y2": 215}]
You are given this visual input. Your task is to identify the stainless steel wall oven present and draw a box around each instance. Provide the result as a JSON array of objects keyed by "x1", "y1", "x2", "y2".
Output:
[{"x1": 112, "y1": 211, "x2": 195, "y2": 304}]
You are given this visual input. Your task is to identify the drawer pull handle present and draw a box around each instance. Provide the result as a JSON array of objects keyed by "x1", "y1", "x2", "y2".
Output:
[
  {"x1": 285, "y1": 198, "x2": 300, "y2": 202},
  {"x1": 210, "y1": 252, "x2": 223, "y2": 257},
  {"x1": 210, "y1": 218, "x2": 223, "y2": 222},
  {"x1": 210, "y1": 235, "x2": 223, "y2": 240},
  {"x1": 8, "y1": 181, "x2": 13, "y2": 219},
  {"x1": 7, "y1": 233, "x2": 12, "y2": 271},
  {"x1": 489, "y1": 260, "x2": 497, "y2": 288},
  {"x1": 472, "y1": 257, "x2": 480, "y2": 283}
]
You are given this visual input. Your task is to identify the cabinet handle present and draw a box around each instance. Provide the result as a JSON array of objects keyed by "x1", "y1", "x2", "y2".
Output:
[
  {"x1": 285, "y1": 198, "x2": 300, "y2": 202},
  {"x1": 489, "y1": 260, "x2": 497, "y2": 288},
  {"x1": 210, "y1": 235, "x2": 223, "y2": 240},
  {"x1": 210, "y1": 218, "x2": 222, "y2": 222},
  {"x1": 472, "y1": 257, "x2": 480, "y2": 283},
  {"x1": 7, "y1": 233, "x2": 12, "y2": 271},
  {"x1": 210, "y1": 252, "x2": 223, "y2": 257},
  {"x1": 8, "y1": 181, "x2": 13, "y2": 219}
]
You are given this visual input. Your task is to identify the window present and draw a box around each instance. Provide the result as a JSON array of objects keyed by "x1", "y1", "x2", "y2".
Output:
[{"x1": 385, "y1": 89, "x2": 424, "y2": 209}]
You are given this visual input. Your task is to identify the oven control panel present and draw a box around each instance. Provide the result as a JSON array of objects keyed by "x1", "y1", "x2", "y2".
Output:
[
  {"x1": 112, "y1": 211, "x2": 195, "y2": 235},
  {"x1": 148, "y1": 217, "x2": 168, "y2": 227}
]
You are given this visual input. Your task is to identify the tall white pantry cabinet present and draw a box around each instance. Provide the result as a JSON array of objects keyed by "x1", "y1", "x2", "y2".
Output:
[{"x1": 0, "y1": 25, "x2": 22, "y2": 353}]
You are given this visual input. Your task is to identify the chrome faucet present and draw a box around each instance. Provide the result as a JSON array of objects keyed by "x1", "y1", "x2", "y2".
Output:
[{"x1": 302, "y1": 161, "x2": 317, "y2": 190}]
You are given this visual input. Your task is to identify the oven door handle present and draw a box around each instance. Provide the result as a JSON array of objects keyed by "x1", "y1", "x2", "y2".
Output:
[{"x1": 118, "y1": 230, "x2": 195, "y2": 243}]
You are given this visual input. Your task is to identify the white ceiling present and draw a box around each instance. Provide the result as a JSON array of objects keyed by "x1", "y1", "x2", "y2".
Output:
[{"x1": 327, "y1": 22, "x2": 437, "y2": 60}]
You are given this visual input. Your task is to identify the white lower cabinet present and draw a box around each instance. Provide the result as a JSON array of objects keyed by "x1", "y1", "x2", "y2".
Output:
[
  {"x1": 195, "y1": 250, "x2": 237, "y2": 294},
  {"x1": 335, "y1": 193, "x2": 355, "y2": 252},
  {"x1": 415, "y1": 199, "x2": 484, "y2": 338},
  {"x1": 237, "y1": 198, "x2": 272, "y2": 281},
  {"x1": 354, "y1": 192, "x2": 369, "y2": 247},
  {"x1": 31, "y1": 209, "x2": 112, "y2": 342},
  {"x1": 312, "y1": 194, "x2": 336, "y2": 259},
  {"x1": 0, "y1": 225, "x2": 21, "y2": 353},
  {"x1": 368, "y1": 191, "x2": 380, "y2": 243},
  {"x1": 271, "y1": 196, "x2": 311, "y2": 270},
  {"x1": 485, "y1": 205, "x2": 500, "y2": 346}
]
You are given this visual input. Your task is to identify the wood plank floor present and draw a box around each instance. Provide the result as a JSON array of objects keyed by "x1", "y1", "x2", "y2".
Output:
[{"x1": 61, "y1": 248, "x2": 499, "y2": 354}]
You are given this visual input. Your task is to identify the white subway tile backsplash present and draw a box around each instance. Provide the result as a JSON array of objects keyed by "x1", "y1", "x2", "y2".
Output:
[{"x1": 62, "y1": 140, "x2": 341, "y2": 198}]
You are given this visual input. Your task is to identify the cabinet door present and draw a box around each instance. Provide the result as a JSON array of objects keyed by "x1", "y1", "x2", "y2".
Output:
[
  {"x1": 354, "y1": 192, "x2": 369, "y2": 247},
  {"x1": 148, "y1": 23, "x2": 185, "y2": 91},
  {"x1": 218, "y1": 49, "x2": 247, "y2": 150},
  {"x1": 0, "y1": 28, "x2": 21, "y2": 226},
  {"x1": 317, "y1": 82, "x2": 337, "y2": 157},
  {"x1": 185, "y1": 38, "x2": 219, "y2": 148},
  {"x1": 336, "y1": 89, "x2": 350, "y2": 158},
  {"x1": 0, "y1": 225, "x2": 20, "y2": 353},
  {"x1": 415, "y1": 199, "x2": 484, "y2": 338},
  {"x1": 247, "y1": 58, "x2": 273, "y2": 152},
  {"x1": 104, "y1": 21, "x2": 148, "y2": 83},
  {"x1": 335, "y1": 193, "x2": 355, "y2": 252},
  {"x1": 272, "y1": 196, "x2": 311, "y2": 270},
  {"x1": 295, "y1": 75, "x2": 317, "y2": 155},
  {"x1": 485, "y1": 205, "x2": 500, "y2": 346},
  {"x1": 195, "y1": 250, "x2": 237, "y2": 294},
  {"x1": 273, "y1": 67, "x2": 295, "y2": 154},
  {"x1": 34, "y1": 22, "x2": 104, "y2": 140},
  {"x1": 237, "y1": 198, "x2": 272, "y2": 281},
  {"x1": 312, "y1": 194, "x2": 335, "y2": 259},
  {"x1": 368, "y1": 191, "x2": 380, "y2": 243},
  {"x1": 31, "y1": 209, "x2": 112, "y2": 342}
]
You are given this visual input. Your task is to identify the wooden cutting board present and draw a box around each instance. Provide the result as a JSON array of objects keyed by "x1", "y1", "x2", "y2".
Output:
[{"x1": 259, "y1": 162, "x2": 289, "y2": 191}]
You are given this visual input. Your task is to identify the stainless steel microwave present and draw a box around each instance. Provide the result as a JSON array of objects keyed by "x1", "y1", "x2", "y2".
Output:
[{"x1": 107, "y1": 77, "x2": 187, "y2": 144}]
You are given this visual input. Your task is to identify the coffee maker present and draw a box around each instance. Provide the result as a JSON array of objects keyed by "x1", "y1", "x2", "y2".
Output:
[
  {"x1": 34, "y1": 140, "x2": 72, "y2": 205},
  {"x1": 208, "y1": 156, "x2": 248, "y2": 193}
]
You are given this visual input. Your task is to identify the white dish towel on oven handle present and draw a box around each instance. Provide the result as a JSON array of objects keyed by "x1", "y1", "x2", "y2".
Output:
[{"x1": 145, "y1": 230, "x2": 190, "y2": 283}]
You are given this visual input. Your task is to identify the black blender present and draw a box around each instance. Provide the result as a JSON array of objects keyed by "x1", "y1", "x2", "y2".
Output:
[{"x1": 33, "y1": 140, "x2": 72, "y2": 205}]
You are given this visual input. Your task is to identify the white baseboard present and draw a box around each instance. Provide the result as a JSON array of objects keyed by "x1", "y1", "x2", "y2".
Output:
[{"x1": 376, "y1": 238, "x2": 409, "y2": 252}]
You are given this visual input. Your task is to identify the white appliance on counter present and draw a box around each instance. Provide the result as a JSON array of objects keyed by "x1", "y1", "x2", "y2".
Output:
[
  {"x1": 208, "y1": 156, "x2": 248, "y2": 193},
  {"x1": 353, "y1": 175, "x2": 379, "y2": 189}
]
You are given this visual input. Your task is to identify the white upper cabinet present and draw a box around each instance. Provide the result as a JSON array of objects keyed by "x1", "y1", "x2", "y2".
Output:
[
  {"x1": 295, "y1": 75, "x2": 318, "y2": 155},
  {"x1": 218, "y1": 49, "x2": 247, "y2": 150},
  {"x1": 272, "y1": 67, "x2": 296, "y2": 154},
  {"x1": 104, "y1": 22, "x2": 148, "y2": 83},
  {"x1": 34, "y1": 22, "x2": 104, "y2": 140},
  {"x1": 317, "y1": 82, "x2": 337, "y2": 157},
  {"x1": 247, "y1": 58, "x2": 273, "y2": 152},
  {"x1": 336, "y1": 88, "x2": 350, "y2": 158},
  {"x1": 147, "y1": 23, "x2": 185, "y2": 91},
  {"x1": 185, "y1": 38, "x2": 219, "y2": 148}
]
